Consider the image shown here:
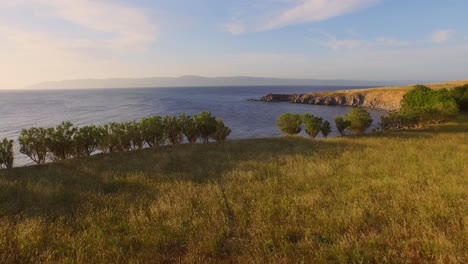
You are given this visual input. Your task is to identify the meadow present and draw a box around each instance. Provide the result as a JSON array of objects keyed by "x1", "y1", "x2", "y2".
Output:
[{"x1": 0, "y1": 114, "x2": 467, "y2": 263}]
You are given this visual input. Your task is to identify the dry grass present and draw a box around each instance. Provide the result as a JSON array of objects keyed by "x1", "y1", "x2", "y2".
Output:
[{"x1": 1, "y1": 115, "x2": 467, "y2": 263}]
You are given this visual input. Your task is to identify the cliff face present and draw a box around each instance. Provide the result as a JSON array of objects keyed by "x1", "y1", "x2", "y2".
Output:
[{"x1": 261, "y1": 89, "x2": 407, "y2": 111}]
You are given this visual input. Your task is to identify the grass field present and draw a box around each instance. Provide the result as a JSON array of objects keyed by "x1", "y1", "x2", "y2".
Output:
[{"x1": 1, "y1": 115, "x2": 467, "y2": 263}]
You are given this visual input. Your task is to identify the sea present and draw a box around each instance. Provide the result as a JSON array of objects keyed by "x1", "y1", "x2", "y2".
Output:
[{"x1": 0, "y1": 86, "x2": 387, "y2": 166}]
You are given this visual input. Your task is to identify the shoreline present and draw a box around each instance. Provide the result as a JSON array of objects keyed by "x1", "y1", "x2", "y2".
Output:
[{"x1": 258, "y1": 80, "x2": 468, "y2": 112}]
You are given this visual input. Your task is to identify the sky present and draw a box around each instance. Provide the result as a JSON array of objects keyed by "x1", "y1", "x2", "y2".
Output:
[{"x1": 0, "y1": 0, "x2": 467, "y2": 88}]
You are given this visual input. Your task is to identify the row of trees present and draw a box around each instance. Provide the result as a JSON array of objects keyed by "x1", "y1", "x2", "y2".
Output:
[
  {"x1": 1, "y1": 112, "x2": 231, "y2": 168},
  {"x1": 379, "y1": 85, "x2": 463, "y2": 130},
  {"x1": 277, "y1": 108, "x2": 373, "y2": 138}
]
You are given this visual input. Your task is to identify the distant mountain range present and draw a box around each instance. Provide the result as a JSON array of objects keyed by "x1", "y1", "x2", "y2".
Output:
[{"x1": 27, "y1": 75, "x2": 431, "y2": 89}]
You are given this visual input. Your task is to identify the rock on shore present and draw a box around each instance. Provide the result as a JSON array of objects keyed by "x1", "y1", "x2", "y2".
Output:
[{"x1": 260, "y1": 88, "x2": 408, "y2": 111}]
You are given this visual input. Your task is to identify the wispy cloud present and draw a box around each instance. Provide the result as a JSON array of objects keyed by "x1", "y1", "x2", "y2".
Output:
[
  {"x1": 1, "y1": 0, "x2": 158, "y2": 51},
  {"x1": 225, "y1": 0, "x2": 378, "y2": 34},
  {"x1": 431, "y1": 29, "x2": 454, "y2": 43},
  {"x1": 0, "y1": 0, "x2": 159, "y2": 87},
  {"x1": 310, "y1": 30, "x2": 410, "y2": 50}
]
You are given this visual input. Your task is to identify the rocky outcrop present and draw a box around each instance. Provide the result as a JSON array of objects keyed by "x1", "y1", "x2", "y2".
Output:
[{"x1": 260, "y1": 89, "x2": 407, "y2": 111}]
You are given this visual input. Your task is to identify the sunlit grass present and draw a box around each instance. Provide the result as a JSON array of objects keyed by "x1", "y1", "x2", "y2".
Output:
[{"x1": 1, "y1": 115, "x2": 467, "y2": 263}]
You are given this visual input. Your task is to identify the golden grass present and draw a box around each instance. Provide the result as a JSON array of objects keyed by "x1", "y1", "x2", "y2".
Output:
[{"x1": 1, "y1": 115, "x2": 467, "y2": 263}]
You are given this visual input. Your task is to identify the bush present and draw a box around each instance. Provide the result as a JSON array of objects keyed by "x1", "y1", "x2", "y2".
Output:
[
  {"x1": 401, "y1": 85, "x2": 459, "y2": 124},
  {"x1": 211, "y1": 119, "x2": 231, "y2": 142},
  {"x1": 302, "y1": 114, "x2": 323, "y2": 139},
  {"x1": 0, "y1": 138, "x2": 14, "y2": 169},
  {"x1": 321, "y1": 121, "x2": 332, "y2": 138},
  {"x1": 277, "y1": 113, "x2": 302, "y2": 136},
  {"x1": 379, "y1": 112, "x2": 419, "y2": 131},
  {"x1": 46, "y1": 121, "x2": 78, "y2": 161},
  {"x1": 126, "y1": 121, "x2": 145, "y2": 150},
  {"x1": 19, "y1": 127, "x2": 49, "y2": 164},
  {"x1": 75, "y1": 125, "x2": 102, "y2": 157},
  {"x1": 164, "y1": 116, "x2": 183, "y2": 145},
  {"x1": 14, "y1": 112, "x2": 231, "y2": 166},
  {"x1": 141, "y1": 116, "x2": 166, "y2": 148},
  {"x1": 194, "y1": 112, "x2": 218, "y2": 143},
  {"x1": 180, "y1": 113, "x2": 200, "y2": 144},
  {"x1": 344, "y1": 108, "x2": 373, "y2": 134},
  {"x1": 334, "y1": 117, "x2": 351, "y2": 136},
  {"x1": 450, "y1": 84, "x2": 468, "y2": 111}
]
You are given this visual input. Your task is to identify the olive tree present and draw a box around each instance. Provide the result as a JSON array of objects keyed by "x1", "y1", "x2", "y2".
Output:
[
  {"x1": 211, "y1": 119, "x2": 231, "y2": 142},
  {"x1": 75, "y1": 125, "x2": 102, "y2": 157},
  {"x1": 302, "y1": 114, "x2": 323, "y2": 139},
  {"x1": 180, "y1": 113, "x2": 200, "y2": 144},
  {"x1": 334, "y1": 117, "x2": 350, "y2": 136},
  {"x1": 19, "y1": 127, "x2": 49, "y2": 164},
  {"x1": 194, "y1": 111, "x2": 218, "y2": 143},
  {"x1": 141, "y1": 116, "x2": 166, "y2": 148},
  {"x1": 46, "y1": 121, "x2": 77, "y2": 161},
  {"x1": 163, "y1": 115, "x2": 184, "y2": 145},
  {"x1": 0, "y1": 138, "x2": 14, "y2": 169},
  {"x1": 344, "y1": 108, "x2": 373, "y2": 134},
  {"x1": 277, "y1": 113, "x2": 302, "y2": 136},
  {"x1": 321, "y1": 121, "x2": 332, "y2": 138}
]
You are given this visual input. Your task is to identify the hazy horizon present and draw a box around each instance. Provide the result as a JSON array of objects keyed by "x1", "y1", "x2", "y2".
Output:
[
  {"x1": 0, "y1": 75, "x2": 446, "y2": 90},
  {"x1": 1, "y1": 0, "x2": 467, "y2": 88}
]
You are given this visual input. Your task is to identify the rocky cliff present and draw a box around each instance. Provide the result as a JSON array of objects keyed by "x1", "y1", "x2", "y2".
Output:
[{"x1": 260, "y1": 88, "x2": 408, "y2": 111}]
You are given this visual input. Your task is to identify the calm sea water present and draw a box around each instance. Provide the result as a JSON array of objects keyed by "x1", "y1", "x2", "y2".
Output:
[{"x1": 0, "y1": 86, "x2": 386, "y2": 166}]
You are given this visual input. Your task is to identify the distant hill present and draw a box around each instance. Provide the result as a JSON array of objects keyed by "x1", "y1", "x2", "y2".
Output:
[{"x1": 27, "y1": 75, "x2": 429, "y2": 89}]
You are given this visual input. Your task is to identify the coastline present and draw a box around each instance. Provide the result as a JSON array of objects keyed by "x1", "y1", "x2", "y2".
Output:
[{"x1": 259, "y1": 80, "x2": 468, "y2": 112}]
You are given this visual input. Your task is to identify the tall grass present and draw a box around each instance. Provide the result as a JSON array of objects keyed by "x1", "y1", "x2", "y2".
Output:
[{"x1": 0, "y1": 115, "x2": 467, "y2": 263}]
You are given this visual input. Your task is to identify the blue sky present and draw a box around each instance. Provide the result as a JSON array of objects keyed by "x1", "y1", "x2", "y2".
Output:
[{"x1": 0, "y1": 0, "x2": 467, "y2": 88}]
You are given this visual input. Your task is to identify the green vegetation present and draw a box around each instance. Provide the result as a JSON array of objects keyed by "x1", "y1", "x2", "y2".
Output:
[
  {"x1": 1, "y1": 114, "x2": 467, "y2": 263},
  {"x1": 450, "y1": 84, "x2": 468, "y2": 111},
  {"x1": 343, "y1": 108, "x2": 373, "y2": 134},
  {"x1": 321, "y1": 121, "x2": 332, "y2": 138},
  {"x1": 19, "y1": 127, "x2": 49, "y2": 164},
  {"x1": 11, "y1": 112, "x2": 230, "y2": 167},
  {"x1": 334, "y1": 116, "x2": 351, "y2": 136},
  {"x1": 0, "y1": 138, "x2": 14, "y2": 169},
  {"x1": 381, "y1": 85, "x2": 461, "y2": 131},
  {"x1": 302, "y1": 114, "x2": 323, "y2": 139},
  {"x1": 212, "y1": 119, "x2": 232, "y2": 142},
  {"x1": 401, "y1": 85, "x2": 459, "y2": 124},
  {"x1": 276, "y1": 113, "x2": 302, "y2": 135}
]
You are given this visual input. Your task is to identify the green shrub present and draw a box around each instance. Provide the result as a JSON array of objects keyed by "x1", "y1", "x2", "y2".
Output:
[
  {"x1": 46, "y1": 121, "x2": 78, "y2": 161},
  {"x1": 211, "y1": 119, "x2": 231, "y2": 142},
  {"x1": 19, "y1": 127, "x2": 49, "y2": 164},
  {"x1": 164, "y1": 116, "x2": 183, "y2": 145},
  {"x1": 334, "y1": 117, "x2": 351, "y2": 136},
  {"x1": 75, "y1": 125, "x2": 102, "y2": 157},
  {"x1": 302, "y1": 114, "x2": 323, "y2": 139},
  {"x1": 0, "y1": 138, "x2": 14, "y2": 169},
  {"x1": 126, "y1": 121, "x2": 145, "y2": 150},
  {"x1": 194, "y1": 112, "x2": 218, "y2": 143},
  {"x1": 180, "y1": 113, "x2": 200, "y2": 144},
  {"x1": 141, "y1": 116, "x2": 166, "y2": 148},
  {"x1": 343, "y1": 108, "x2": 373, "y2": 134},
  {"x1": 96, "y1": 125, "x2": 112, "y2": 153},
  {"x1": 380, "y1": 111, "x2": 427, "y2": 131},
  {"x1": 450, "y1": 84, "x2": 468, "y2": 111},
  {"x1": 277, "y1": 113, "x2": 302, "y2": 136},
  {"x1": 401, "y1": 85, "x2": 459, "y2": 124},
  {"x1": 97, "y1": 123, "x2": 129, "y2": 153},
  {"x1": 321, "y1": 121, "x2": 332, "y2": 138}
]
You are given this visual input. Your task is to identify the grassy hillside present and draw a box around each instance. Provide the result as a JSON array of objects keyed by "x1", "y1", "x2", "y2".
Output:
[
  {"x1": 269, "y1": 80, "x2": 468, "y2": 111},
  {"x1": 1, "y1": 115, "x2": 467, "y2": 263}
]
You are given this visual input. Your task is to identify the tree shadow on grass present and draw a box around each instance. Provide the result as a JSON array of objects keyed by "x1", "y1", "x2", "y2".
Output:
[{"x1": 0, "y1": 137, "x2": 361, "y2": 219}]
